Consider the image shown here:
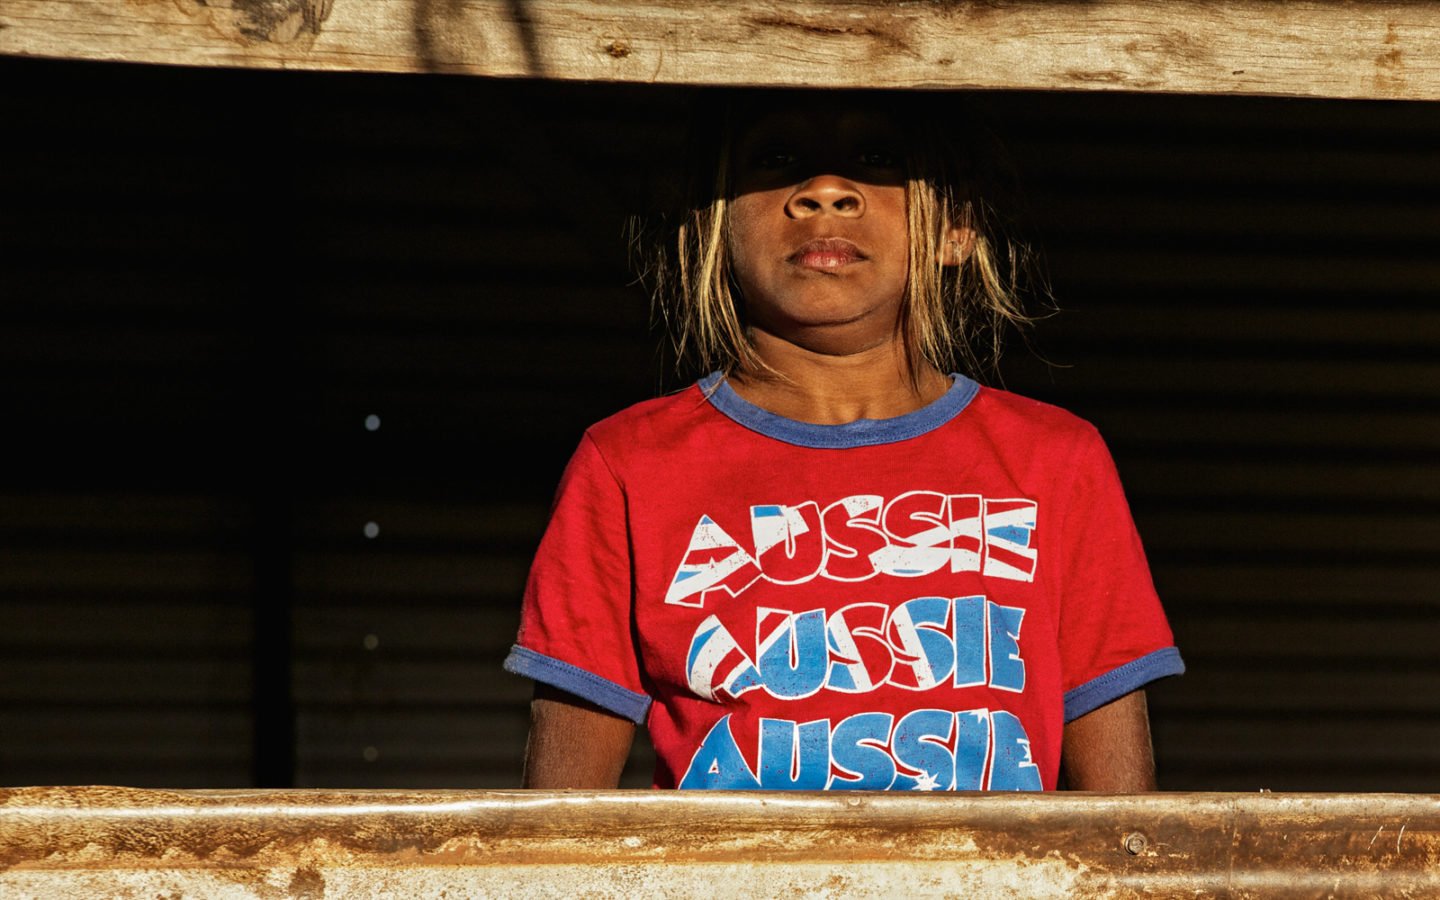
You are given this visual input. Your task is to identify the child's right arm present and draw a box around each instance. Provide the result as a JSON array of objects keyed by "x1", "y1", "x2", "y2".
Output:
[
  {"x1": 507, "y1": 433, "x2": 649, "y2": 788},
  {"x1": 521, "y1": 683, "x2": 636, "y2": 789}
]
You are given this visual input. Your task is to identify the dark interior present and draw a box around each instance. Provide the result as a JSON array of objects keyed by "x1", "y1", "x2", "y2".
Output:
[{"x1": 2, "y1": 55, "x2": 1437, "y2": 790}]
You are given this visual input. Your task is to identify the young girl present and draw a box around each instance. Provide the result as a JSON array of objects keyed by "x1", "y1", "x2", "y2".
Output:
[{"x1": 504, "y1": 90, "x2": 1183, "y2": 792}]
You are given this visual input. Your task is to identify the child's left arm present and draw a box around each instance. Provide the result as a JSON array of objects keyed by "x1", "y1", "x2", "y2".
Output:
[
  {"x1": 1060, "y1": 689, "x2": 1156, "y2": 791},
  {"x1": 1055, "y1": 426, "x2": 1183, "y2": 791}
]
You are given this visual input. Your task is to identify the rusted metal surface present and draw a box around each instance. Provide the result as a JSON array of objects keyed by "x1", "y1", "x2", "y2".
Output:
[{"x1": 1, "y1": 788, "x2": 1438, "y2": 898}]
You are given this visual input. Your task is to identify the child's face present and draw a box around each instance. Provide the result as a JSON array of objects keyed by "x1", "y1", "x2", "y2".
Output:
[{"x1": 727, "y1": 100, "x2": 912, "y2": 358}]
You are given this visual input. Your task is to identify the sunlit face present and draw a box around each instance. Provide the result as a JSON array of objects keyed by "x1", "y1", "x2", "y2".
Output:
[{"x1": 727, "y1": 100, "x2": 912, "y2": 358}]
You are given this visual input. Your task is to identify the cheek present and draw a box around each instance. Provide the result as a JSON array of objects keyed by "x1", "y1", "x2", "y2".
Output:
[
  {"x1": 726, "y1": 194, "x2": 778, "y2": 284},
  {"x1": 873, "y1": 195, "x2": 913, "y2": 279},
  {"x1": 876, "y1": 190, "x2": 910, "y2": 243}
]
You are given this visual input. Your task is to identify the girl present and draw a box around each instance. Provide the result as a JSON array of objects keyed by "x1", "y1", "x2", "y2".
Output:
[{"x1": 505, "y1": 90, "x2": 1183, "y2": 792}]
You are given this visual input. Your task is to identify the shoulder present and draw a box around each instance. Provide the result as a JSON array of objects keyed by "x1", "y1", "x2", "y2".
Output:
[
  {"x1": 965, "y1": 386, "x2": 1136, "y2": 515},
  {"x1": 576, "y1": 380, "x2": 737, "y2": 480},
  {"x1": 545, "y1": 389, "x2": 713, "y2": 498},
  {"x1": 585, "y1": 383, "x2": 712, "y2": 444},
  {"x1": 965, "y1": 383, "x2": 1105, "y2": 451}
]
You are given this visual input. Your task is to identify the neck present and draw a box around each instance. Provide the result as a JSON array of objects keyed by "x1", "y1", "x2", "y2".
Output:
[{"x1": 728, "y1": 332, "x2": 951, "y2": 425}]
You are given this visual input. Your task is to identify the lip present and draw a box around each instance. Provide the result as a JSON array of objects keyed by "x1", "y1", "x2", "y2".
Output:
[{"x1": 787, "y1": 237, "x2": 867, "y2": 271}]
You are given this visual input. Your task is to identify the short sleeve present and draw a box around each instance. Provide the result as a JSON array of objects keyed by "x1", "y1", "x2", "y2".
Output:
[
  {"x1": 502, "y1": 432, "x2": 651, "y2": 723},
  {"x1": 1056, "y1": 427, "x2": 1184, "y2": 722}
]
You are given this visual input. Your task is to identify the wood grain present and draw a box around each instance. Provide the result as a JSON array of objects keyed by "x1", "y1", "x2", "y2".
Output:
[{"x1": 3, "y1": 1, "x2": 1440, "y2": 100}]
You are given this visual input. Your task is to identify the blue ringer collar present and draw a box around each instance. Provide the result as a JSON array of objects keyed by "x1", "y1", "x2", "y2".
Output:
[{"x1": 698, "y1": 371, "x2": 980, "y2": 449}]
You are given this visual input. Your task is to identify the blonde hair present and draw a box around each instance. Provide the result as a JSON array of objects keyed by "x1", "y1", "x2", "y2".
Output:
[{"x1": 631, "y1": 91, "x2": 1040, "y2": 386}]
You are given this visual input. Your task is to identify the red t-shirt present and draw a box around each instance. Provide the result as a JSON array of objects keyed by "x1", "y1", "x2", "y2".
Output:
[{"x1": 506, "y1": 374, "x2": 1183, "y2": 790}]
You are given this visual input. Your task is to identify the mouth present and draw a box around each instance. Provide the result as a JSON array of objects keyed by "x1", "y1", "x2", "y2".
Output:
[{"x1": 787, "y1": 237, "x2": 866, "y2": 271}]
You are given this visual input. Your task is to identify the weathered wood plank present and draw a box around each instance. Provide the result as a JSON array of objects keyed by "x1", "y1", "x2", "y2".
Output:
[{"x1": 3, "y1": 1, "x2": 1440, "y2": 100}]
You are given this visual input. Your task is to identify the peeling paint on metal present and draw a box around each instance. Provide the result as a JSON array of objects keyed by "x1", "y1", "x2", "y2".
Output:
[{"x1": 2, "y1": 788, "x2": 1439, "y2": 897}]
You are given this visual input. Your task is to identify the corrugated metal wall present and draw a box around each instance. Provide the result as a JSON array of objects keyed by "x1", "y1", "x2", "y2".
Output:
[
  {"x1": 1, "y1": 56, "x2": 1436, "y2": 791},
  {"x1": 992, "y1": 93, "x2": 1440, "y2": 790}
]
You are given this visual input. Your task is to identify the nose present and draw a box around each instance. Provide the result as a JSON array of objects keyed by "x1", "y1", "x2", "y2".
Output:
[{"x1": 785, "y1": 175, "x2": 866, "y2": 219}]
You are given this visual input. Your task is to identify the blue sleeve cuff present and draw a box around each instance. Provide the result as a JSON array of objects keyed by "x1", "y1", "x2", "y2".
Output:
[
  {"x1": 1063, "y1": 647, "x2": 1185, "y2": 723},
  {"x1": 503, "y1": 645, "x2": 652, "y2": 724}
]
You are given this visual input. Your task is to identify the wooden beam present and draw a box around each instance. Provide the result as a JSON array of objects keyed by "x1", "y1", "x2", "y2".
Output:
[
  {"x1": 4, "y1": 788, "x2": 1440, "y2": 896},
  {"x1": 2, "y1": 1, "x2": 1439, "y2": 100}
]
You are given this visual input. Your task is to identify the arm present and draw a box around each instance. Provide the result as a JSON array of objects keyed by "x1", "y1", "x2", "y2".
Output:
[
  {"x1": 521, "y1": 683, "x2": 637, "y2": 789},
  {"x1": 1060, "y1": 689, "x2": 1156, "y2": 791}
]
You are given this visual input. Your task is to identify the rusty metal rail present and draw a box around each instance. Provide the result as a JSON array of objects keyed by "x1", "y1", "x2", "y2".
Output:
[{"x1": 2, "y1": 787, "x2": 1437, "y2": 897}]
